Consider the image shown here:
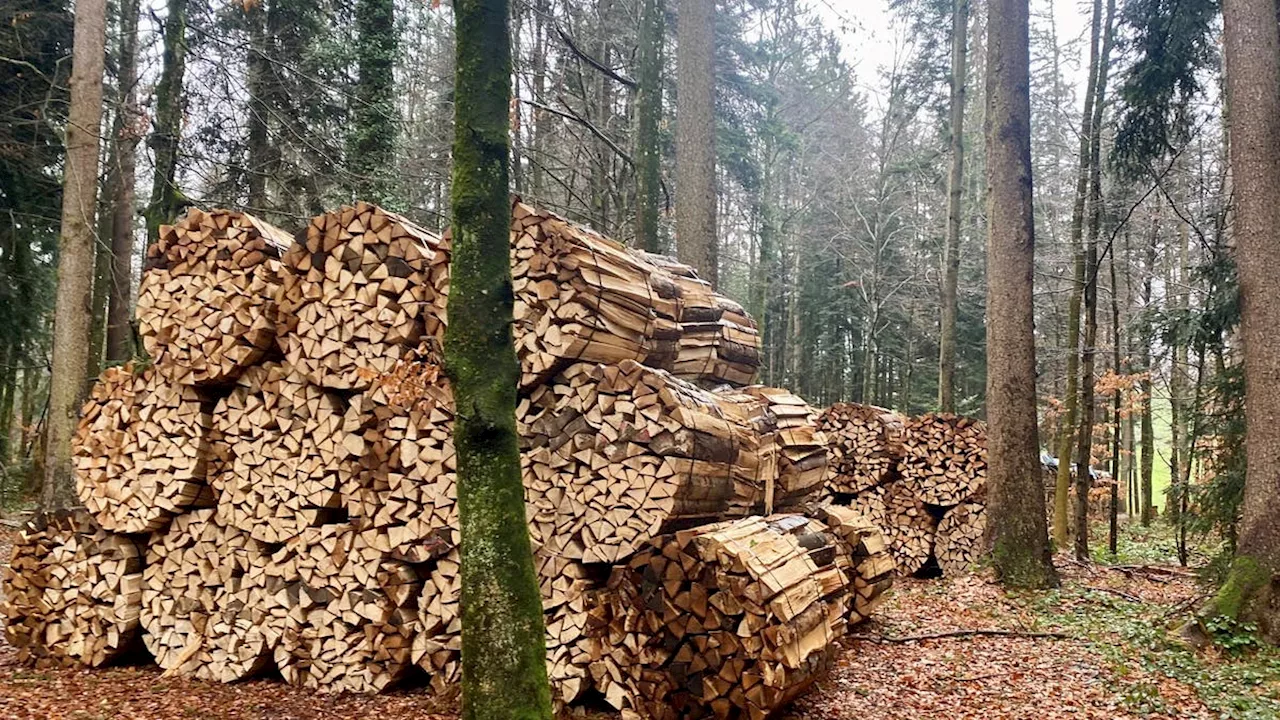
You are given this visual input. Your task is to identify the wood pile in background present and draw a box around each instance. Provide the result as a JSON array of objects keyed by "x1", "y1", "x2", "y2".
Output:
[
  {"x1": 900, "y1": 413, "x2": 987, "y2": 506},
  {"x1": 0, "y1": 510, "x2": 143, "y2": 667},
  {"x1": 74, "y1": 363, "x2": 213, "y2": 534},
  {"x1": 141, "y1": 509, "x2": 273, "y2": 682},
  {"x1": 137, "y1": 209, "x2": 293, "y2": 386},
  {"x1": 881, "y1": 480, "x2": 938, "y2": 576},
  {"x1": 934, "y1": 501, "x2": 987, "y2": 577},
  {"x1": 411, "y1": 548, "x2": 460, "y2": 694},
  {"x1": 278, "y1": 203, "x2": 449, "y2": 391},
  {"x1": 815, "y1": 402, "x2": 904, "y2": 495}
]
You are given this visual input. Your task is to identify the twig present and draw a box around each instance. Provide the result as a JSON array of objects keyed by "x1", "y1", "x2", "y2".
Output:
[
  {"x1": 848, "y1": 629, "x2": 1073, "y2": 644},
  {"x1": 1108, "y1": 564, "x2": 1197, "y2": 578},
  {"x1": 554, "y1": 25, "x2": 637, "y2": 89},
  {"x1": 1084, "y1": 585, "x2": 1142, "y2": 602}
]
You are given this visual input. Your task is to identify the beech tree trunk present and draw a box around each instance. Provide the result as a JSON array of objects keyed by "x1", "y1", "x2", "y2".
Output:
[
  {"x1": 938, "y1": 0, "x2": 969, "y2": 414},
  {"x1": 43, "y1": 0, "x2": 109, "y2": 511},
  {"x1": 1207, "y1": 0, "x2": 1280, "y2": 639},
  {"x1": 146, "y1": 0, "x2": 188, "y2": 242},
  {"x1": 675, "y1": 0, "x2": 717, "y2": 286},
  {"x1": 106, "y1": 0, "x2": 141, "y2": 364},
  {"x1": 982, "y1": 0, "x2": 1057, "y2": 588},
  {"x1": 447, "y1": 0, "x2": 554, "y2": 714},
  {"x1": 350, "y1": 0, "x2": 398, "y2": 206},
  {"x1": 634, "y1": 0, "x2": 663, "y2": 252}
]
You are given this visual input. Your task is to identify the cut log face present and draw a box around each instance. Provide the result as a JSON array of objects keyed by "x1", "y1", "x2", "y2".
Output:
[
  {"x1": 815, "y1": 402, "x2": 905, "y2": 495},
  {"x1": 934, "y1": 501, "x2": 987, "y2": 576},
  {"x1": 900, "y1": 413, "x2": 987, "y2": 506},
  {"x1": 881, "y1": 480, "x2": 938, "y2": 576},
  {"x1": 340, "y1": 358, "x2": 457, "y2": 563},
  {"x1": 815, "y1": 504, "x2": 896, "y2": 623},
  {"x1": 260, "y1": 524, "x2": 421, "y2": 694},
  {"x1": 74, "y1": 363, "x2": 213, "y2": 534},
  {"x1": 0, "y1": 510, "x2": 143, "y2": 668},
  {"x1": 518, "y1": 359, "x2": 764, "y2": 564},
  {"x1": 138, "y1": 208, "x2": 293, "y2": 386},
  {"x1": 597, "y1": 514, "x2": 849, "y2": 719},
  {"x1": 141, "y1": 509, "x2": 274, "y2": 682},
  {"x1": 210, "y1": 363, "x2": 349, "y2": 544},
  {"x1": 411, "y1": 549, "x2": 461, "y2": 695},
  {"x1": 278, "y1": 202, "x2": 450, "y2": 391}
]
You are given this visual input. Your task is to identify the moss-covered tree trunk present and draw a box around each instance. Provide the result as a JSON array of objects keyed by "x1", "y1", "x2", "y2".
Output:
[
  {"x1": 446, "y1": 0, "x2": 554, "y2": 714},
  {"x1": 145, "y1": 0, "x2": 188, "y2": 243},
  {"x1": 44, "y1": 0, "x2": 108, "y2": 511},
  {"x1": 106, "y1": 0, "x2": 141, "y2": 364},
  {"x1": 675, "y1": 0, "x2": 717, "y2": 287},
  {"x1": 634, "y1": 0, "x2": 663, "y2": 252},
  {"x1": 938, "y1": 0, "x2": 968, "y2": 414},
  {"x1": 1202, "y1": 0, "x2": 1280, "y2": 640},
  {"x1": 350, "y1": 0, "x2": 398, "y2": 206},
  {"x1": 982, "y1": 0, "x2": 1058, "y2": 589}
]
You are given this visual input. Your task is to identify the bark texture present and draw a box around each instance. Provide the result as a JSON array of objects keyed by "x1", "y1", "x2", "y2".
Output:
[
  {"x1": 43, "y1": 0, "x2": 109, "y2": 511},
  {"x1": 634, "y1": 0, "x2": 664, "y2": 252},
  {"x1": 106, "y1": 0, "x2": 142, "y2": 363},
  {"x1": 981, "y1": 0, "x2": 1057, "y2": 588},
  {"x1": 938, "y1": 0, "x2": 969, "y2": 414},
  {"x1": 146, "y1": 0, "x2": 188, "y2": 242},
  {"x1": 675, "y1": 0, "x2": 717, "y2": 287},
  {"x1": 351, "y1": 0, "x2": 398, "y2": 206},
  {"x1": 447, "y1": 0, "x2": 554, "y2": 714}
]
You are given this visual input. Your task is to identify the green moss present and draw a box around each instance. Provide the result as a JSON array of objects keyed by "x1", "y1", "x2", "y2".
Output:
[
  {"x1": 992, "y1": 535, "x2": 1059, "y2": 589},
  {"x1": 1206, "y1": 555, "x2": 1271, "y2": 621}
]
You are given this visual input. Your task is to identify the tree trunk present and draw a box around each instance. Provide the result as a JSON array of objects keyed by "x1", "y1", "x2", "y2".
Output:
[
  {"x1": 88, "y1": 205, "x2": 110, "y2": 377},
  {"x1": 245, "y1": 1, "x2": 268, "y2": 210},
  {"x1": 675, "y1": 0, "x2": 717, "y2": 286},
  {"x1": 146, "y1": 0, "x2": 188, "y2": 242},
  {"x1": 106, "y1": 0, "x2": 141, "y2": 364},
  {"x1": 1139, "y1": 218, "x2": 1156, "y2": 525},
  {"x1": 447, "y1": 0, "x2": 554, "y2": 713},
  {"x1": 350, "y1": 0, "x2": 398, "y2": 206},
  {"x1": 982, "y1": 0, "x2": 1057, "y2": 588},
  {"x1": 1051, "y1": 0, "x2": 1102, "y2": 549},
  {"x1": 1204, "y1": 0, "x2": 1280, "y2": 639},
  {"x1": 0, "y1": 342, "x2": 15, "y2": 464},
  {"x1": 634, "y1": 0, "x2": 663, "y2": 252},
  {"x1": 938, "y1": 0, "x2": 969, "y2": 414},
  {"x1": 1108, "y1": 240, "x2": 1121, "y2": 555},
  {"x1": 43, "y1": 0, "x2": 108, "y2": 511}
]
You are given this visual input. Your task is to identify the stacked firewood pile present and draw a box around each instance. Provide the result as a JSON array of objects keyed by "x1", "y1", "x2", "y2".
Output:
[
  {"x1": 817, "y1": 405, "x2": 989, "y2": 577},
  {"x1": 3, "y1": 201, "x2": 898, "y2": 719}
]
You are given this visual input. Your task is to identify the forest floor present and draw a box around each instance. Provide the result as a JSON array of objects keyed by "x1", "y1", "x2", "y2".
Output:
[{"x1": 1, "y1": 522, "x2": 1278, "y2": 720}]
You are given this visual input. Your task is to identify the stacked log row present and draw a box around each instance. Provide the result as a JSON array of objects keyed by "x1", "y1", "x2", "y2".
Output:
[
  {"x1": 278, "y1": 203, "x2": 450, "y2": 391},
  {"x1": 341, "y1": 357, "x2": 457, "y2": 563},
  {"x1": 209, "y1": 363, "x2": 349, "y2": 543},
  {"x1": 881, "y1": 480, "x2": 938, "y2": 576},
  {"x1": 596, "y1": 515, "x2": 850, "y2": 720},
  {"x1": 815, "y1": 403, "x2": 904, "y2": 495},
  {"x1": 140, "y1": 509, "x2": 274, "y2": 682},
  {"x1": 815, "y1": 504, "x2": 896, "y2": 623},
  {"x1": 899, "y1": 413, "x2": 987, "y2": 506},
  {"x1": 412, "y1": 549, "x2": 461, "y2": 694},
  {"x1": 744, "y1": 387, "x2": 829, "y2": 510},
  {"x1": 259, "y1": 524, "x2": 421, "y2": 693},
  {"x1": 934, "y1": 501, "x2": 987, "y2": 576},
  {"x1": 74, "y1": 363, "x2": 213, "y2": 534},
  {"x1": 0, "y1": 510, "x2": 143, "y2": 668},
  {"x1": 518, "y1": 359, "x2": 767, "y2": 564},
  {"x1": 510, "y1": 202, "x2": 682, "y2": 389},
  {"x1": 137, "y1": 208, "x2": 293, "y2": 386}
]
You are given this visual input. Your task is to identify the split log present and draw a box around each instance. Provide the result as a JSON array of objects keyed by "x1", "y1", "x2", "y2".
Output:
[
  {"x1": 278, "y1": 202, "x2": 449, "y2": 391},
  {"x1": 0, "y1": 510, "x2": 142, "y2": 667},
  {"x1": 900, "y1": 413, "x2": 987, "y2": 506},
  {"x1": 743, "y1": 387, "x2": 829, "y2": 510},
  {"x1": 141, "y1": 509, "x2": 274, "y2": 682},
  {"x1": 815, "y1": 403, "x2": 905, "y2": 494},
  {"x1": 137, "y1": 208, "x2": 292, "y2": 386},
  {"x1": 815, "y1": 504, "x2": 896, "y2": 623},
  {"x1": 934, "y1": 501, "x2": 987, "y2": 576},
  {"x1": 881, "y1": 480, "x2": 937, "y2": 576},
  {"x1": 597, "y1": 515, "x2": 849, "y2": 719},
  {"x1": 259, "y1": 524, "x2": 421, "y2": 693},
  {"x1": 209, "y1": 363, "x2": 349, "y2": 544},
  {"x1": 74, "y1": 363, "x2": 213, "y2": 534},
  {"x1": 518, "y1": 359, "x2": 764, "y2": 564},
  {"x1": 412, "y1": 549, "x2": 461, "y2": 694}
]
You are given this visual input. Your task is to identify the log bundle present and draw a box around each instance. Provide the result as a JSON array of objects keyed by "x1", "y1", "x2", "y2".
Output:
[
  {"x1": 74, "y1": 363, "x2": 213, "y2": 534},
  {"x1": 815, "y1": 505, "x2": 896, "y2": 623},
  {"x1": 137, "y1": 209, "x2": 293, "y2": 386},
  {"x1": 0, "y1": 511, "x2": 143, "y2": 668},
  {"x1": 934, "y1": 501, "x2": 987, "y2": 577},
  {"x1": 815, "y1": 403, "x2": 904, "y2": 495},
  {"x1": 899, "y1": 413, "x2": 987, "y2": 506},
  {"x1": 278, "y1": 203, "x2": 449, "y2": 391}
]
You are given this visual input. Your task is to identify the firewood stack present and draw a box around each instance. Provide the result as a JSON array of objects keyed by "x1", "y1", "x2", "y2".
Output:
[
  {"x1": 277, "y1": 203, "x2": 450, "y2": 392},
  {"x1": 141, "y1": 509, "x2": 274, "y2": 682},
  {"x1": 0, "y1": 510, "x2": 143, "y2": 668},
  {"x1": 74, "y1": 363, "x2": 214, "y2": 534},
  {"x1": 411, "y1": 549, "x2": 461, "y2": 694},
  {"x1": 815, "y1": 505, "x2": 896, "y2": 623},
  {"x1": 900, "y1": 413, "x2": 987, "y2": 506},
  {"x1": 934, "y1": 501, "x2": 987, "y2": 576},
  {"x1": 136, "y1": 209, "x2": 293, "y2": 386},
  {"x1": 815, "y1": 402, "x2": 905, "y2": 495}
]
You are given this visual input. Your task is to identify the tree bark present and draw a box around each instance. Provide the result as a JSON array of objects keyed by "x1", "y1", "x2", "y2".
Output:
[
  {"x1": 938, "y1": 0, "x2": 969, "y2": 414},
  {"x1": 447, "y1": 0, "x2": 554, "y2": 713},
  {"x1": 105, "y1": 0, "x2": 141, "y2": 364},
  {"x1": 982, "y1": 0, "x2": 1057, "y2": 588},
  {"x1": 146, "y1": 0, "x2": 188, "y2": 242},
  {"x1": 245, "y1": 1, "x2": 268, "y2": 210},
  {"x1": 634, "y1": 0, "x2": 663, "y2": 252},
  {"x1": 1139, "y1": 218, "x2": 1156, "y2": 525},
  {"x1": 350, "y1": 0, "x2": 398, "y2": 206},
  {"x1": 675, "y1": 0, "x2": 717, "y2": 286},
  {"x1": 43, "y1": 0, "x2": 108, "y2": 511},
  {"x1": 1206, "y1": 0, "x2": 1280, "y2": 639}
]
